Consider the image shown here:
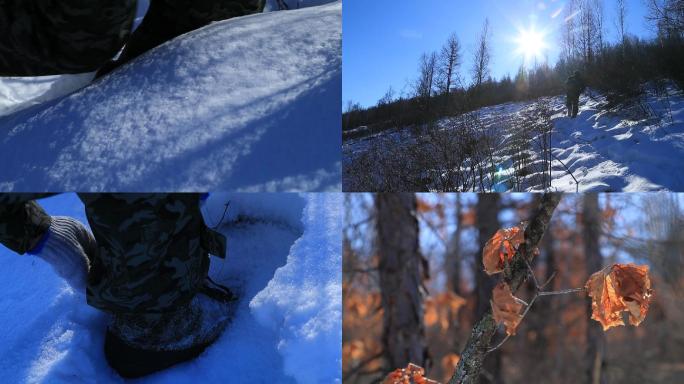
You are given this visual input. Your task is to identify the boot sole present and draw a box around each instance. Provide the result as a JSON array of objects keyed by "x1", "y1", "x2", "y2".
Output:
[{"x1": 104, "y1": 327, "x2": 222, "y2": 379}]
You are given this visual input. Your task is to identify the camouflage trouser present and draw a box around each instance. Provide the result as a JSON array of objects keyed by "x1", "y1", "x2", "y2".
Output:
[
  {"x1": 0, "y1": 194, "x2": 226, "y2": 316},
  {"x1": 0, "y1": 0, "x2": 137, "y2": 76},
  {"x1": 566, "y1": 93, "x2": 580, "y2": 117},
  {"x1": 98, "y1": 0, "x2": 265, "y2": 75}
]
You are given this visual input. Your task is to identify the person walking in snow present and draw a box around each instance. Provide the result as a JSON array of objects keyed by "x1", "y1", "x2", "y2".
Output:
[
  {"x1": 0, "y1": 194, "x2": 233, "y2": 378},
  {"x1": 0, "y1": 0, "x2": 264, "y2": 77},
  {"x1": 566, "y1": 70, "x2": 586, "y2": 118}
]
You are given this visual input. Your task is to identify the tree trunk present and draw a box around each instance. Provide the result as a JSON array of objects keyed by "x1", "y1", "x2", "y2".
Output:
[
  {"x1": 447, "y1": 194, "x2": 463, "y2": 294},
  {"x1": 474, "y1": 194, "x2": 503, "y2": 383},
  {"x1": 583, "y1": 194, "x2": 606, "y2": 384},
  {"x1": 376, "y1": 193, "x2": 428, "y2": 371},
  {"x1": 449, "y1": 193, "x2": 562, "y2": 384}
]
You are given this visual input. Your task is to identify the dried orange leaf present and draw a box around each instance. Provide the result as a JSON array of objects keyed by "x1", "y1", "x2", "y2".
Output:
[
  {"x1": 483, "y1": 227, "x2": 525, "y2": 275},
  {"x1": 383, "y1": 363, "x2": 440, "y2": 384},
  {"x1": 490, "y1": 282, "x2": 524, "y2": 336},
  {"x1": 585, "y1": 263, "x2": 653, "y2": 331}
]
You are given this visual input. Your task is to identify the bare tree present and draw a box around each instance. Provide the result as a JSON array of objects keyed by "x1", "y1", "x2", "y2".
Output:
[
  {"x1": 438, "y1": 33, "x2": 462, "y2": 98},
  {"x1": 561, "y1": 0, "x2": 579, "y2": 60},
  {"x1": 416, "y1": 52, "x2": 438, "y2": 111},
  {"x1": 471, "y1": 19, "x2": 492, "y2": 88},
  {"x1": 615, "y1": 0, "x2": 628, "y2": 45},
  {"x1": 577, "y1": 0, "x2": 598, "y2": 63},
  {"x1": 376, "y1": 194, "x2": 428, "y2": 370},
  {"x1": 593, "y1": 0, "x2": 605, "y2": 53},
  {"x1": 646, "y1": 0, "x2": 684, "y2": 39},
  {"x1": 377, "y1": 86, "x2": 395, "y2": 107}
]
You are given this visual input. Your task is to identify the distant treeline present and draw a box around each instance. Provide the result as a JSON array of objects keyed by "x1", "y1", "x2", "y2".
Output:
[{"x1": 343, "y1": 0, "x2": 684, "y2": 139}]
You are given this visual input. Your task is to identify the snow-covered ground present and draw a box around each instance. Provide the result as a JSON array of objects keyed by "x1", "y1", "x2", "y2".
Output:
[
  {"x1": 0, "y1": 192, "x2": 342, "y2": 383},
  {"x1": 0, "y1": 1, "x2": 341, "y2": 192},
  {"x1": 343, "y1": 84, "x2": 684, "y2": 192}
]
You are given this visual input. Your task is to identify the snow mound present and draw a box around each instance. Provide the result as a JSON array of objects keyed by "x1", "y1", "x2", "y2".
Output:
[
  {"x1": 0, "y1": 193, "x2": 342, "y2": 383},
  {"x1": 0, "y1": 2, "x2": 342, "y2": 192},
  {"x1": 0, "y1": 74, "x2": 94, "y2": 117},
  {"x1": 251, "y1": 193, "x2": 342, "y2": 384}
]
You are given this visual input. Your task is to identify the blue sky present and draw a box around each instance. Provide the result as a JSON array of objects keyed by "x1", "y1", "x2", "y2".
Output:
[{"x1": 343, "y1": 0, "x2": 653, "y2": 108}]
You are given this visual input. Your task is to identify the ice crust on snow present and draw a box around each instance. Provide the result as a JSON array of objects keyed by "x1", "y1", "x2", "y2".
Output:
[
  {"x1": 0, "y1": 2, "x2": 342, "y2": 192},
  {"x1": 0, "y1": 193, "x2": 342, "y2": 383}
]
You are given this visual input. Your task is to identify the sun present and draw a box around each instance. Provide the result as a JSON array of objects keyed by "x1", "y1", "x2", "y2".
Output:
[{"x1": 514, "y1": 26, "x2": 548, "y2": 65}]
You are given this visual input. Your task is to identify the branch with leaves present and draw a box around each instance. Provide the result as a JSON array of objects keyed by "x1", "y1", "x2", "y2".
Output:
[
  {"x1": 447, "y1": 193, "x2": 653, "y2": 384},
  {"x1": 447, "y1": 192, "x2": 562, "y2": 384}
]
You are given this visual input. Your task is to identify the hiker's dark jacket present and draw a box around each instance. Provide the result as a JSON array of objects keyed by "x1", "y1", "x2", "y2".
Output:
[
  {"x1": 566, "y1": 74, "x2": 586, "y2": 100},
  {"x1": 0, "y1": 0, "x2": 137, "y2": 76},
  {"x1": 0, "y1": 0, "x2": 265, "y2": 77}
]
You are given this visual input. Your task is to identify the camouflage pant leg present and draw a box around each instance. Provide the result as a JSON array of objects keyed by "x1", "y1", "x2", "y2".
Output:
[
  {"x1": 79, "y1": 193, "x2": 225, "y2": 316},
  {"x1": 0, "y1": 194, "x2": 54, "y2": 254},
  {"x1": 103, "y1": 0, "x2": 264, "y2": 72},
  {"x1": 0, "y1": 0, "x2": 136, "y2": 76}
]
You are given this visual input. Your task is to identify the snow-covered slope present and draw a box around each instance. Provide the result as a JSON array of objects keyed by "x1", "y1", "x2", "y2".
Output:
[
  {"x1": 0, "y1": 193, "x2": 342, "y2": 383},
  {"x1": 0, "y1": 1, "x2": 342, "y2": 192},
  {"x1": 344, "y1": 84, "x2": 684, "y2": 192}
]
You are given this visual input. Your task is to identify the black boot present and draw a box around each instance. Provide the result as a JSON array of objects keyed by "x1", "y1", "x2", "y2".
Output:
[{"x1": 104, "y1": 279, "x2": 237, "y2": 378}]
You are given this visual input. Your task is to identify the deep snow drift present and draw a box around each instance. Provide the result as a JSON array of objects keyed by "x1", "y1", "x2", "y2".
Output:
[
  {"x1": 343, "y1": 85, "x2": 684, "y2": 192},
  {"x1": 0, "y1": 193, "x2": 342, "y2": 383},
  {"x1": 0, "y1": 1, "x2": 341, "y2": 192}
]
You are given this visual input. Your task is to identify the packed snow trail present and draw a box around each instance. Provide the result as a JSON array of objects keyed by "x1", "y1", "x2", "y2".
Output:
[
  {"x1": 343, "y1": 84, "x2": 684, "y2": 192},
  {"x1": 546, "y1": 89, "x2": 684, "y2": 191},
  {"x1": 0, "y1": 1, "x2": 342, "y2": 192},
  {"x1": 0, "y1": 193, "x2": 342, "y2": 383}
]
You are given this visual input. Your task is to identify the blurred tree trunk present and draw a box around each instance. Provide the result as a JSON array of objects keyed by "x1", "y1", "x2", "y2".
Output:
[
  {"x1": 447, "y1": 194, "x2": 463, "y2": 295},
  {"x1": 583, "y1": 194, "x2": 606, "y2": 384},
  {"x1": 475, "y1": 194, "x2": 502, "y2": 383},
  {"x1": 376, "y1": 193, "x2": 428, "y2": 371}
]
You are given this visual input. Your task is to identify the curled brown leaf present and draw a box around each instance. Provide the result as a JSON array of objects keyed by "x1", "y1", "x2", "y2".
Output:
[
  {"x1": 585, "y1": 263, "x2": 653, "y2": 331},
  {"x1": 482, "y1": 227, "x2": 525, "y2": 275},
  {"x1": 490, "y1": 282, "x2": 524, "y2": 336}
]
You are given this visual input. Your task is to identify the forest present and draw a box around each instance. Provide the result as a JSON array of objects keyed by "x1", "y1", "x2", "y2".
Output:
[{"x1": 343, "y1": 193, "x2": 684, "y2": 383}]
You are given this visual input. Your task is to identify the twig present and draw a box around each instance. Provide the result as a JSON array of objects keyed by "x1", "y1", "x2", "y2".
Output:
[
  {"x1": 550, "y1": 150, "x2": 579, "y2": 193},
  {"x1": 537, "y1": 287, "x2": 586, "y2": 296},
  {"x1": 540, "y1": 271, "x2": 557, "y2": 289},
  {"x1": 487, "y1": 262, "x2": 586, "y2": 353},
  {"x1": 486, "y1": 334, "x2": 510, "y2": 353}
]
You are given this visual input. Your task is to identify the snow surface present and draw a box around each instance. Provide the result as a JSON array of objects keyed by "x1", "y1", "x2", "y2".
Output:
[
  {"x1": 343, "y1": 84, "x2": 684, "y2": 192},
  {"x1": 0, "y1": 1, "x2": 342, "y2": 192},
  {"x1": 0, "y1": 192, "x2": 342, "y2": 383}
]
